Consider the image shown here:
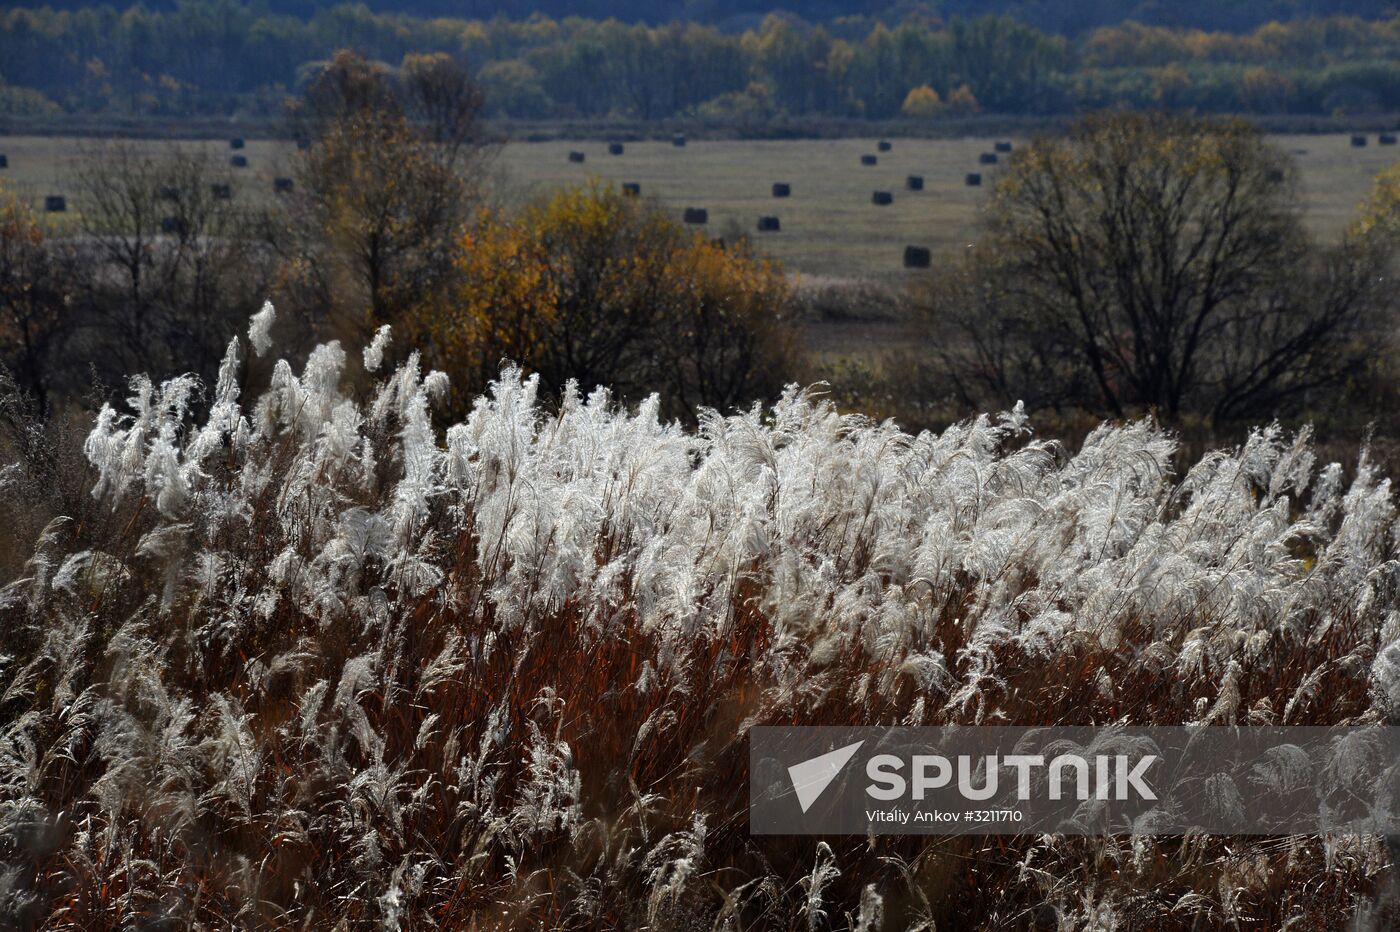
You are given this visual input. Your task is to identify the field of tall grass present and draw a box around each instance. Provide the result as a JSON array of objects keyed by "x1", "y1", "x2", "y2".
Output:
[{"x1": 1, "y1": 308, "x2": 1398, "y2": 928}]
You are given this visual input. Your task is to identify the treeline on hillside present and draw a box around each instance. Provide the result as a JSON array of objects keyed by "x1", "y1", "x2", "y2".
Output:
[
  {"x1": 2, "y1": 5, "x2": 1400, "y2": 121},
  {"x1": 11, "y1": 0, "x2": 1399, "y2": 33}
]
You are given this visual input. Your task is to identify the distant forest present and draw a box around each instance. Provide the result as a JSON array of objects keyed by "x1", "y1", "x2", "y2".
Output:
[
  {"x1": 2, "y1": 2, "x2": 1400, "y2": 121},
  {"x1": 14, "y1": 0, "x2": 1400, "y2": 32}
]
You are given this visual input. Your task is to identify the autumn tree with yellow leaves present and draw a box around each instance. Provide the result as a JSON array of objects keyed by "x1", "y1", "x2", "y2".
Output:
[
  {"x1": 1354, "y1": 161, "x2": 1400, "y2": 244},
  {"x1": 901, "y1": 84, "x2": 943, "y2": 118},
  {"x1": 944, "y1": 83, "x2": 980, "y2": 115},
  {"x1": 413, "y1": 183, "x2": 798, "y2": 419}
]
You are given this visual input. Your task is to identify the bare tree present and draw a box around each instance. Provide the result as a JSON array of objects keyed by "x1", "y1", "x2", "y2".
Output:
[
  {"x1": 917, "y1": 112, "x2": 1389, "y2": 424},
  {"x1": 400, "y1": 52, "x2": 487, "y2": 173},
  {"x1": 72, "y1": 143, "x2": 270, "y2": 385}
]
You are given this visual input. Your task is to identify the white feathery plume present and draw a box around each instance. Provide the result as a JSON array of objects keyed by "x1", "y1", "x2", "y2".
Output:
[
  {"x1": 247, "y1": 300, "x2": 277, "y2": 357},
  {"x1": 363, "y1": 324, "x2": 392, "y2": 372}
]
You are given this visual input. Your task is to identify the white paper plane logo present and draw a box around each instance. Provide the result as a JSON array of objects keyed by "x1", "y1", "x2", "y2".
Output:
[{"x1": 788, "y1": 741, "x2": 865, "y2": 813}]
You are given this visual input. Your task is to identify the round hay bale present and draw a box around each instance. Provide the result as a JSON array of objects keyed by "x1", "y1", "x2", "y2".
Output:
[
  {"x1": 965, "y1": 172, "x2": 982, "y2": 187},
  {"x1": 608, "y1": 142, "x2": 625, "y2": 156},
  {"x1": 871, "y1": 191, "x2": 893, "y2": 206},
  {"x1": 757, "y1": 216, "x2": 780, "y2": 232},
  {"x1": 274, "y1": 177, "x2": 295, "y2": 193},
  {"x1": 906, "y1": 175, "x2": 924, "y2": 191},
  {"x1": 211, "y1": 184, "x2": 232, "y2": 200},
  {"x1": 994, "y1": 141, "x2": 1013, "y2": 153},
  {"x1": 903, "y1": 245, "x2": 931, "y2": 269},
  {"x1": 1380, "y1": 133, "x2": 1397, "y2": 145},
  {"x1": 861, "y1": 154, "x2": 878, "y2": 166},
  {"x1": 673, "y1": 133, "x2": 687, "y2": 147},
  {"x1": 1351, "y1": 134, "x2": 1368, "y2": 147},
  {"x1": 230, "y1": 155, "x2": 248, "y2": 168},
  {"x1": 44, "y1": 195, "x2": 66, "y2": 213},
  {"x1": 229, "y1": 137, "x2": 245, "y2": 150},
  {"x1": 772, "y1": 182, "x2": 791, "y2": 197},
  {"x1": 877, "y1": 139, "x2": 892, "y2": 152},
  {"x1": 979, "y1": 152, "x2": 998, "y2": 165},
  {"x1": 0, "y1": 154, "x2": 7, "y2": 169},
  {"x1": 621, "y1": 182, "x2": 641, "y2": 196},
  {"x1": 568, "y1": 151, "x2": 586, "y2": 163},
  {"x1": 682, "y1": 207, "x2": 708, "y2": 225}
]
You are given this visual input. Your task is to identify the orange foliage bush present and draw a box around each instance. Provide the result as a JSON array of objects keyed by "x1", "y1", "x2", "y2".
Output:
[{"x1": 413, "y1": 182, "x2": 799, "y2": 418}]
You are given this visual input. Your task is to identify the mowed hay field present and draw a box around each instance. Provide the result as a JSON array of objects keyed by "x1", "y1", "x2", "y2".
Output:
[
  {"x1": 495, "y1": 136, "x2": 1000, "y2": 278},
  {"x1": 499, "y1": 134, "x2": 1399, "y2": 279},
  {"x1": 0, "y1": 132, "x2": 1396, "y2": 281}
]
